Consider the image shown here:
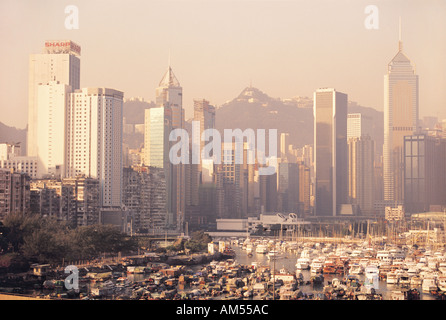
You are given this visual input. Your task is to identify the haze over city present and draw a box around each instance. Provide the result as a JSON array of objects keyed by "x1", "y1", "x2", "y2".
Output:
[{"x1": 0, "y1": 0, "x2": 445, "y2": 129}]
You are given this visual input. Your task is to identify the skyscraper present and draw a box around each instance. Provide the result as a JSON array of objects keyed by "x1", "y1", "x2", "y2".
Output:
[
  {"x1": 191, "y1": 99, "x2": 216, "y2": 206},
  {"x1": 404, "y1": 134, "x2": 446, "y2": 213},
  {"x1": 65, "y1": 87, "x2": 123, "y2": 207},
  {"x1": 347, "y1": 113, "x2": 373, "y2": 139},
  {"x1": 313, "y1": 88, "x2": 348, "y2": 217},
  {"x1": 156, "y1": 65, "x2": 183, "y2": 128},
  {"x1": 348, "y1": 136, "x2": 375, "y2": 215},
  {"x1": 28, "y1": 40, "x2": 81, "y2": 157},
  {"x1": 383, "y1": 22, "x2": 419, "y2": 204},
  {"x1": 35, "y1": 81, "x2": 71, "y2": 178},
  {"x1": 144, "y1": 107, "x2": 172, "y2": 169},
  {"x1": 144, "y1": 64, "x2": 185, "y2": 231}
]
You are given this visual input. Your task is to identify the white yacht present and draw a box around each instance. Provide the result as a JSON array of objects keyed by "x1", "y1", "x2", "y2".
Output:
[
  {"x1": 376, "y1": 250, "x2": 393, "y2": 264},
  {"x1": 437, "y1": 276, "x2": 446, "y2": 291},
  {"x1": 349, "y1": 263, "x2": 364, "y2": 275},
  {"x1": 386, "y1": 270, "x2": 399, "y2": 285},
  {"x1": 310, "y1": 259, "x2": 324, "y2": 274},
  {"x1": 399, "y1": 272, "x2": 411, "y2": 287},
  {"x1": 267, "y1": 250, "x2": 283, "y2": 260},
  {"x1": 256, "y1": 244, "x2": 268, "y2": 254},
  {"x1": 438, "y1": 262, "x2": 446, "y2": 274},
  {"x1": 422, "y1": 276, "x2": 438, "y2": 293},
  {"x1": 295, "y1": 257, "x2": 311, "y2": 270},
  {"x1": 410, "y1": 275, "x2": 423, "y2": 286},
  {"x1": 365, "y1": 265, "x2": 379, "y2": 278}
]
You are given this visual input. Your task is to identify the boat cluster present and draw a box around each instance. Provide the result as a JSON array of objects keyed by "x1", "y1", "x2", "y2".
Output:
[{"x1": 234, "y1": 237, "x2": 446, "y2": 300}]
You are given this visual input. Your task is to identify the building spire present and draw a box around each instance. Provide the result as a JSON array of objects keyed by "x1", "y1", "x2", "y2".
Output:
[{"x1": 398, "y1": 16, "x2": 403, "y2": 52}]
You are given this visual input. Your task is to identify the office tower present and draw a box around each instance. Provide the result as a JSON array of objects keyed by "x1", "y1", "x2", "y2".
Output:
[
  {"x1": 65, "y1": 88, "x2": 123, "y2": 207},
  {"x1": 153, "y1": 64, "x2": 185, "y2": 230},
  {"x1": 0, "y1": 169, "x2": 30, "y2": 219},
  {"x1": 280, "y1": 133, "x2": 290, "y2": 161},
  {"x1": 190, "y1": 99, "x2": 216, "y2": 207},
  {"x1": 35, "y1": 81, "x2": 71, "y2": 178},
  {"x1": 383, "y1": 23, "x2": 419, "y2": 204},
  {"x1": 313, "y1": 88, "x2": 348, "y2": 216},
  {"x1": 298, "y1": 163, "x2": 311, "y2": 216},
  {"x1": 277, "y1": 162, "x2": 299, "y2": 213},
  {"x1": 28, "y1": 40, "x2": 81, "y2": 157},
  {"x1": 215, "y1": 142, "x2": 249, "y2": 219},
  {"x1": 348, "y1": 136, "x2": 375, "y2": 215},
  {"x1": 144, "y1": 107, "x2": 171, "y2": 169},
  {"x1": 347, "y1": 113, "x2": 373, "y2": 139},
  {"x1": 404, "y1": 134, "x2": 446, "y2": 213},
  {"x1": 144, "y1": 106, "x2": 173, "y2": 229},
  {"x1": 259, "y1": 172, "x2": 277, "y2": 213},
  {"x1": 156, "y1": 64, "x2": 183, "y2": 128}
]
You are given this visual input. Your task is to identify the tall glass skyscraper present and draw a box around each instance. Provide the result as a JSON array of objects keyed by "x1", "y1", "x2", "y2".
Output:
[
  {"x1": 313, "y1": 88, "x2": 348, "y2": 217},
  {"x1": 383, "y1": 26, "x2": 419, "y2": 204},
  {"x1": 144, "y1": 64, "x2": 185, "y2": 231}
]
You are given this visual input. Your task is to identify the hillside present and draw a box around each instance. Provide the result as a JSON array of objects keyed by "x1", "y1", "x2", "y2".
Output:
[
  {"x1": 0, "y1": 122, "x2": 27, "y2": 155},
  {"x1": 215, "y1": 87, "x2": 384, "y2": 154}
]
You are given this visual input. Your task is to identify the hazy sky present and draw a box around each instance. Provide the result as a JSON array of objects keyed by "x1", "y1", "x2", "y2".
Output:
[{"x1": 1, "y1": 0, "x2": 445, "y2": 129}]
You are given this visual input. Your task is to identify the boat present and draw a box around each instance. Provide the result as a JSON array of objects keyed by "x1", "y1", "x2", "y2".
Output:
[
  {"x1": 422, "y1": 276, "x2": 438, "y2": 293},
  {"x1": 311, "y1": 274, "x2": 324, "y2": 286},
  {"x1": 126, "y1": 266, "x2": 146, "y2": 274},
  {"x1": 295, "y1": 258, "x2": 311, "y2": 270},
  {"x1": 349, "y1": 263, "x2": 364, "y2": 275},
  {"x1": 365, "y1": 265, "x2": 379, "y2": 277},
  {"x1": 310, "y1": 259, "x2": 324, "y2": 274},
  {"x1": 399, "y1": 272, "x2": 411, "y2": 287},
  {"x1": 376, "y1": 250, "x2": 393, "y2": 264},
  {"x1": 437, "y1": 276, "x2": 446, "y2": 291},
  {"x1": 256, "y1": 244, "x2": 268, "y2": 254},
  {"x1": 391, "y1": 288, "x2": 420, "y2": 300},
  {"x1": 267, "y1": 250, "x2": 284, "y2": 260},
  {"x1": 386, "y1": 270, "x2": 399, "y2": 285},
  {"x1": 323, "y1": 259, "x2": 337, "y2": 274},
  {"x1": 410, "y1": 275, "x2": 423, "y2": 286}
]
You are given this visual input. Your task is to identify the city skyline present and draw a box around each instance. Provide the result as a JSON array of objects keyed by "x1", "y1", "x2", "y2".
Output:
[{"x1": 1, "y1": 0, "x2": 446, "y2": 129}]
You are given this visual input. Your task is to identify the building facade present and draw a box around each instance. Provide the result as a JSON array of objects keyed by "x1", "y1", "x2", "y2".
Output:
[
  {"x1": 65, "y1": 87, "x2": 123, "y2": 207},
  {"x1": 383, "y1": 34, "x2": 419, "y2": 204},
  {"x1": 28, "y1": 40, "x2": 81, "y2": 157},
  {"x1": 313, "y1": 88, "x2": 348, "y2": 216}
]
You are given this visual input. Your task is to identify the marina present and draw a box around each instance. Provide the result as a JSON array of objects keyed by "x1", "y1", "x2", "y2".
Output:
[{"x1": 1, "y1": 236, "x2": 446, "y2": 300}]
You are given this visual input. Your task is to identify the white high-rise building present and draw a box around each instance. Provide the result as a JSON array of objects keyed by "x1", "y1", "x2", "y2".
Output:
[
  {"x1": 28, "y1": 40, "x2": 81, "y2": 157},
  {"x1": 66, "y1": 88, "x2": 123, "y2": 207},
  {"x1": 383, "y1": 22, "x2": 419, "y2": 203},
  {"x1": 347, "y1": 113, "x2": 373, "y2": 139},
  {"x1": 35, "y1": 81, "x2": 71, "y2": 178}
]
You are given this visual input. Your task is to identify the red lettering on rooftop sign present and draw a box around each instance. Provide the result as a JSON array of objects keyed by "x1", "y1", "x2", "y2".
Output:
[{"x1": 44, "y1": 41, "x2": 81, "y2": 55}]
